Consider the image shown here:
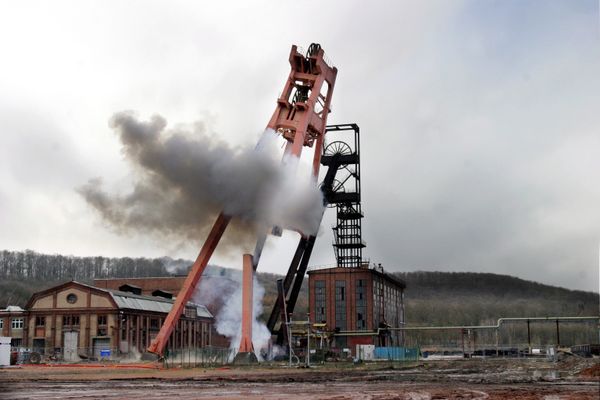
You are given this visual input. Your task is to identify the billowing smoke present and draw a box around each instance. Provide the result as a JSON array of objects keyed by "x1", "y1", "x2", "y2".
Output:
[
  {"x1": 193, "y1": 266, "x2": 271, "y2": 360},
  {"x1": 161, "y1": 257, "x2": 192, "y2": 275},
  {"x1": 78, "y1": 111, "x2": 324, "y2": 251}
]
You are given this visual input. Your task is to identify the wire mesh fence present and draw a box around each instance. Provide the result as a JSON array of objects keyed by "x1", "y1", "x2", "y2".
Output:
[
  {"x1": 163, "y1": 346, "x2": 235, "y2": 368},
  {"x1": 400, "y1": 319, "x2": 599, "y2": 358},
  {"x1": 7, "y1": 345, "x2": 234, "y2": 366}
]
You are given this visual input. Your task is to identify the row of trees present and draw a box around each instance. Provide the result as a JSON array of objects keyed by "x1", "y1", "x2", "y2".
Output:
[{"x1": 0, "y1": 249, "x2": 182, "y2": 281}]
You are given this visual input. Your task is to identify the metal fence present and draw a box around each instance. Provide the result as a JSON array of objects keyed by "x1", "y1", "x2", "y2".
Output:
[
  {"x1": 8, "y1": 345, "x2": 233, "y2": 366},
  {"x1": 163, "y1": 346, "x2": 235, "y2": 368},
  {"x1": 10, "y1": 346, "x2": 145, "y2": 364}
]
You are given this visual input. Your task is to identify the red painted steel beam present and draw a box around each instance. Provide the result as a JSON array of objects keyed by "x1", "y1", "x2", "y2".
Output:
[
  {"x1": 147, "y1": 213, "x2": 231, "y2": 356},
  {"x1": 238, "y1": 253, "x2": 254, "y2": 353}
]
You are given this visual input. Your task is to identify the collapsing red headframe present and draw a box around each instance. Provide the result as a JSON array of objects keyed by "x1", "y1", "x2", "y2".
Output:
[
  {"x1": 148, "y1": 43, "x2": 337, "y2": 357},
  {"x1": 267, "y1": 43, "x2": 338, "y2": 177}
]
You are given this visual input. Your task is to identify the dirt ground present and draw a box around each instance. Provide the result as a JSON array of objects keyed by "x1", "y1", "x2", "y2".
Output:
[{"x1": 0, "y1": 357, "x2": 598, "y2": 399}]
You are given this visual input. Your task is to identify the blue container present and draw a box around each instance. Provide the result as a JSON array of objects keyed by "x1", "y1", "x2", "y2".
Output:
[
  {"x1": 100, "y1": 349, "x2": 111, "y2": 358},
  {"x1": 374, "y1": 347, "x2": 419, "y2": 361}
]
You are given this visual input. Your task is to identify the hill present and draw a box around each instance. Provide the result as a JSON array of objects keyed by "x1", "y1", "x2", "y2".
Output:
[
  {"x1": 1, "y1": 250, "x2": 596, "y2": 329},
  {"x1": 394, "y1": 270, "x2": 597, "y2": 326}
]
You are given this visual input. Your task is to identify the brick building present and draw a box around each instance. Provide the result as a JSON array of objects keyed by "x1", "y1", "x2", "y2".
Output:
[
  {"x1": 23, "y1": 281, "x2": 213, "y2": 360},
  {"x1": 308, "y1": 265, "x2": 405, "y2": 350},
  {"x1": 0, "y1": 306, "x2": 26, "y2": 347},
  {"x1": 94, "y1": 276, "x2": 231, "y2": 348}
]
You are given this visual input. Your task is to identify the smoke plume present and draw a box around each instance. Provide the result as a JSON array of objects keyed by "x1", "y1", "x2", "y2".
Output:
[
  {"x1": 193, "y1": 265, "x2": 271, "y2": 360},
  {"x1": 78, "y1": 112, "x2": 324, "y2": 251}
]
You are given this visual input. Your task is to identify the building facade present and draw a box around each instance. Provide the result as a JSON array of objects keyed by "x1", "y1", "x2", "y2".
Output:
[
  {"x1": 23, "y1": 281, "x2": 212, "y2": 360},
  {"x1": 308, "y1": 265, "x2": 405, "y2": 351},
  {"x1": 0, "y1": 306, "x2": 26, "y2": 347}
]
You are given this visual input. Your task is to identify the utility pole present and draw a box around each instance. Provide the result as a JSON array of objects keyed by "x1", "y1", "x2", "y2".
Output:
[{"x1": 288, "y1": 315, "x2": 292, "y2": 367}]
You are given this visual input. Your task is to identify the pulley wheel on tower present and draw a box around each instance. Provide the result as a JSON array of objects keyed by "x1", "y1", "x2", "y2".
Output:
[{"x1": 324, "y1": 141, "x2": 352, "y2": 168}]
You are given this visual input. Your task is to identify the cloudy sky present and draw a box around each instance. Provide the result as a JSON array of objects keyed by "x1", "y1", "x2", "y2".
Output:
[{"x1": 1, "y1": 1, "x2": 599, "y2": 292}]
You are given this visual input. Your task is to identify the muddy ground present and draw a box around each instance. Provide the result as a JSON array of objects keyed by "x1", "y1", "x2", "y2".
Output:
[{"x1": 0, "y1": 357, "x2": 598, "y2": 399}]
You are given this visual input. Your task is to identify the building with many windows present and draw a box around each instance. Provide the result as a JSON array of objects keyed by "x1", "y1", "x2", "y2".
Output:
[
  {"x1": 308, "y1": 265, "x2": 405, "y2": 352},
  {"x1": 22, "y1": 281, "x2": 213, "y2": 360}
]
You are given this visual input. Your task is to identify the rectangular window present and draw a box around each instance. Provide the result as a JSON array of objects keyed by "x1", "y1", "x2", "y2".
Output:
[
  {"x1": 63, "y1": 315, "x2": 80, "y2": 327},
  {"x1": 96, "y1": 315, "x2": 108, "y2": 336},
  {"x1": 356, "y1": 279, "x2": 367, "y2": 330},
  {"x1": 373, "y1": 279, "x2": 383, "y2": 328},
  {"x1": 150, "y1": 318, "x2": 160, "y2": 330},
  {"x1": 0, "y1": 318, "x2": 4, "y2": 329},
  {"x1": 11, "y1": 318, "x2": 24, "y2": 329},
  {"x1": 335, "y1": 280, "x2": 346, "y2": 330},
  {"x1": 314, "y1": 280, "x2": 326, "y2": 323},
  {"x1": 35, "y1": 316, "x2": 45, "y2": 327},
  {"x1": 120, "y1": 315, "x2": 127, "y2": 340},
  {"x1": 184, "y1": 307, "x2": 195, "y2": 319}
]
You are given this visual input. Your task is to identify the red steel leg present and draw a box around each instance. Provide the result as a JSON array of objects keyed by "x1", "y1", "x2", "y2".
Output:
[{"x1": 148, "y1": 212, "x2": 231, "y2": 356}]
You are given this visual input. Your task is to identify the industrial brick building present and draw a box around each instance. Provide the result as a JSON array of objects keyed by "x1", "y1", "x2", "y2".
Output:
[
  {"x1": 308, "y1": 265, "x2": 405, "y2": 350},
  {"x1": 94, "y1": 276, "x2": 231, "y2": 348},
  {"x1": 23, "y1": 281, "x2": 213, "y2": 360},
  {"x1": 0, "y1": 306, "x2": 26, "y2": 347}
]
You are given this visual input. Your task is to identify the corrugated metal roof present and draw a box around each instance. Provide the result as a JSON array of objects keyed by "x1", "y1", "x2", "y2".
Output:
[
  {"x1": 110, "y1": 291, "x2": 174, "y2": 313},
  {"x1": 106, "y1": 289, "x2": 213, "y2": 319},
  {"x1": 194, "y1": 304, "x2": 212, "y2": 319}
]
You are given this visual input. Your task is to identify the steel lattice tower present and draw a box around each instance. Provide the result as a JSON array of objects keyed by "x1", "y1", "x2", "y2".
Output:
[{"x1": 321, "y1": 124, "x2": 365, "y2": 268}]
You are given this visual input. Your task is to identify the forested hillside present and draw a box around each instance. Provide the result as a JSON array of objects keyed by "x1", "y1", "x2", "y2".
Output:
[
  {"x1": 0, "y1": 250, "x2": 304, "y2": 314},
  {"x1": 0, "y1": 250, "x2": 187, "y2": 306},
  {"x1": 395, "y1": 271, "x2": 598, "y2": 325},
  {"x1": 1, "y1": 250, "x2": 596, "y2": 330}
]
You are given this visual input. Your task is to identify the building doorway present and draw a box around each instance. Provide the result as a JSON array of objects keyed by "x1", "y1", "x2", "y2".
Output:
[{"x1": 63, "y1": 331, "x2": 79, "y2": 361}]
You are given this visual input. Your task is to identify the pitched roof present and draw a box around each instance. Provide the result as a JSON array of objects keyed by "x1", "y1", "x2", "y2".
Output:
[
  {"x1": 106, "y1": 288, "x2": 212, "y2": 318},
  {"x1": 26, "y1": 281, "x2": 212, "y2": 319}
]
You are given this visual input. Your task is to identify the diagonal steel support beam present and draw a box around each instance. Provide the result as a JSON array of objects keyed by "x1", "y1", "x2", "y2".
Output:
[
  {"x1": 266, "y1": 237, "x2": 308, "y2": 333},
  {"x1": 276, "y1": 235, "x2": 316, "y2": 345},
  {"x1": 148, "y1": 212, "x2": 231, "y2": 356}
]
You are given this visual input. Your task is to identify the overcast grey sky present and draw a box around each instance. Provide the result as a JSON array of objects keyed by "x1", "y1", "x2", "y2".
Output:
[{"x1": 1, "y1": 1, "x2": 599, "y2": 292}]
